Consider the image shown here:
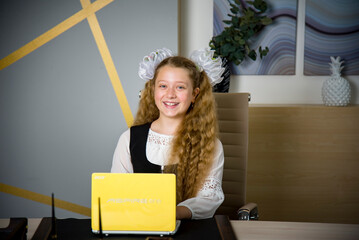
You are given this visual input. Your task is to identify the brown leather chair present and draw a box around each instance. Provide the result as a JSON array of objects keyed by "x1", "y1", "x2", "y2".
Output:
[{"x1": 214, "y1": 92, "x2": 258, "y2": 220}]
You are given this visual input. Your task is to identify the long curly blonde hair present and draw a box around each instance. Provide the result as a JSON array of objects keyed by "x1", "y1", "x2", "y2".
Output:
[{"x1": 133, "y1": 56, "x2": 218, "y2": 202}]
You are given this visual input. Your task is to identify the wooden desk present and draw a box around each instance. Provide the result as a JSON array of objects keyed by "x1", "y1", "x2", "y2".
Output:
[
  {"x1": 231, "y1": 221, "x2": 359, "y2": 240},
  {"x1": 2, "y1": 218, "x2": 359, "y2": 239}
]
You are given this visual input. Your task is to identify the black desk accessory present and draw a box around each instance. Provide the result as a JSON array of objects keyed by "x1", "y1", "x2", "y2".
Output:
[
  {"x1": 31, "y1": 193, "x2": 57, "y2": 240},
  {"x1": 47, "y1": 217, "x2": 223, "y2": 239},
  {"x1": 50, "y1": 193, "x2": 57, "y2": 239},
  {"x1": 98, "y1": 197, "x2": 103, "y2": 239},
  {"x1": 32, "y1": 216, "x2": 236, "y2": 239},
  {"x1": 30, "y1": 193, "x2": 234, "y2": 239},
  {"x1": 0, "y1": 218, "x2": 28, "y2": 240}
]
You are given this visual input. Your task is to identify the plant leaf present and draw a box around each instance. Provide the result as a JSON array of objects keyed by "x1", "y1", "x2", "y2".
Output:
[
  {"x1": 248, "y1": 50, "x2": 257, "y2": 60},
  {"x1": 261, "y1": 17, "x2": 272, "y2": 25},
  {"x1": 210, "y1": 0, "x2": 271, "y2": 65}
]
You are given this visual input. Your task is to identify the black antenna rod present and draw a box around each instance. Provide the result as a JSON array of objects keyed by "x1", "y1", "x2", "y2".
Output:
[
  {"x1": 98, "y1": 197, "x2": 103, "y2": 239},
  {"x1": 51, "y1": 193, "x2": 57, "y2": 239}
]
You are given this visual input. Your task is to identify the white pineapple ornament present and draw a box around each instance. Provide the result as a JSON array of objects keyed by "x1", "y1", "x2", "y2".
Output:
[{"x1": 322, "y1": 56, "x2": 351, "y2": 106}]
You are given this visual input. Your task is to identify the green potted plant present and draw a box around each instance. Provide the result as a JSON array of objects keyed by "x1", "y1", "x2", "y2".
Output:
[{"x1": 210, "y1": 0, "x2": 272, "y2": 65}]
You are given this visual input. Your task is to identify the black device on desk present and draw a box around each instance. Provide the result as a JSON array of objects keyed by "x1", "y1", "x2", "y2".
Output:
[
  {"x1": 0, "y1": 218, "x2": 28, "y2": 240},
  {"x1": 31, "y1": 192, "x2": 236, "y2": 239},
  {"x1": 31, "y1": 193, "x2": 57, "y2": 240},
  {"x1": 31, "y1": 216, "x2": 235, "y2": 240}
]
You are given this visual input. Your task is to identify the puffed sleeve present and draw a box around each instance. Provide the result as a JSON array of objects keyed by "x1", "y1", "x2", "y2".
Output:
[
  {"x1": 177, "y1": 139, "x2": 225, "y2": 219},
  {"x1": 110, "y1": 129, "x2": 134, "y2": 173}
]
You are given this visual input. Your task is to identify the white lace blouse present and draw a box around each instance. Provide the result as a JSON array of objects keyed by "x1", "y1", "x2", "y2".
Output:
[{"x1": 111, "y1": 128, "x2": 225, "y2": 219}]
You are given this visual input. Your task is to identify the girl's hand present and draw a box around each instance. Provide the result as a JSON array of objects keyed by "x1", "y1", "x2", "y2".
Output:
[{"x1": 176, "y1": 206, "x2": 192, "y2": 220}]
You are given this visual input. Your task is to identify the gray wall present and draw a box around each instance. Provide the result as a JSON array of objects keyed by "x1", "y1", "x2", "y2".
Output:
[{"x1": 0, "y1": 0, "x2": 178, "y2": 218}]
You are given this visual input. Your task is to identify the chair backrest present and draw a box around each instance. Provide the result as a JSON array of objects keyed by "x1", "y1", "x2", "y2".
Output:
[{"x1": 213, "y1": 92, "x2": 250, "y2": 219}]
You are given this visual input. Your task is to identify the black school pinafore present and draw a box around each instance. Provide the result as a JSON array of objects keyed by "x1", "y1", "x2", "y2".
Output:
[{"x1": 129, "y1": 123, "x2": 162, "y2": 173}]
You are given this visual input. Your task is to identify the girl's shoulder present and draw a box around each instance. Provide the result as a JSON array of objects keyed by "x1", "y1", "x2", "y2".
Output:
[
  {"x1": 215, "y1": 137, "x2": 223, "y2": 149},
  {"x1": 118, "y1": 128, "x2": 131, "y2": 143}
]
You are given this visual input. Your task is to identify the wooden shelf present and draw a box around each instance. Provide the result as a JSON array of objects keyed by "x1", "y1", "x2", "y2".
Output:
[
  {"x1": 249, "y1": 104, "x2": 359, "y2": 108},
  {"x1": 246, "y1": 105, "x2": 359, "y2": 224}
]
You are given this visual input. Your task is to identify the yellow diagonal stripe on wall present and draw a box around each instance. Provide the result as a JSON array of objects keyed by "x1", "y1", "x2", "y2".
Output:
[
  {"x1": 0, "y1": 183, "x2": 91, "y2": 216},
  {"x1": 0, "y1": 0, "x2": 113, "y2": 71},
  {"x1": 1, "y1": 0, "x2": 133, "y2": 215},
  {"x1": 80, "y1": 0, "x2": 134, "y2": 127}
]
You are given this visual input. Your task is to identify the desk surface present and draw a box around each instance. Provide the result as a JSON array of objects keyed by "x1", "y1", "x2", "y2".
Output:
[
  {"x1": 2, "y1": 218, "x2": 359, "y2": 240},
  {"x1": 231, "y1": 221, "x2": 359, "y2": 240}
]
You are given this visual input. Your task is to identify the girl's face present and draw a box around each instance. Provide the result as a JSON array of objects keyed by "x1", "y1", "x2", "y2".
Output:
[{"x1": 154, "y1": 66, "x2": 199, "y2": 121}]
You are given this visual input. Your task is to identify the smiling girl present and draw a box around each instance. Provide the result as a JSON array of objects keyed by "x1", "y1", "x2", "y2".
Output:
[{"x1": 111, "y1": 48, "x2": 225, "y2": 220}]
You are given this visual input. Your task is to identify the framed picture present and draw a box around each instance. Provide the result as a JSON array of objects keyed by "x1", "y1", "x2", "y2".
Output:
[
  {"x1": 214, "y1": 0, "x2": 297, "y2": 75},
  {"x1": 304, "y1": 0, "x2": 359, "y2": 75}
]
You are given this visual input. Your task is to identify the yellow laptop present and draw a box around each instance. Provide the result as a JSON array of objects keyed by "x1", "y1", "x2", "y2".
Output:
[{"x1": 91, "y1": 173, "x2": 180, "y2": 235}]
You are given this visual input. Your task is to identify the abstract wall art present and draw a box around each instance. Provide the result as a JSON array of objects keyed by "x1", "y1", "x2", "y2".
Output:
[
  {"x1": 304, "y1": 0, "x2": 359, "y2": 76},
  {"x1": 214, "y1": 0, "x2": 298, "y2": 75}
]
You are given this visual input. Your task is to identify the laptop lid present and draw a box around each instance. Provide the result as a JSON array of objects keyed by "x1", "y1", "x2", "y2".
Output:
[{"x1": 91, "y1": 173, "x2": 178, "y2": 235}]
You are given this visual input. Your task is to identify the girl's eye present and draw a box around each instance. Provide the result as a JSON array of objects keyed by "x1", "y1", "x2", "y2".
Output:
[
  {"x1": 177, "y1": 86, "x2": 186, "y2": 90},
  {"x1": 159, "y1": 84, "x2": 166, "y2": 88}
]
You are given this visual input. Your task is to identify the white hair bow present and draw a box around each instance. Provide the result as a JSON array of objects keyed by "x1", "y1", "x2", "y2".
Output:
[{"x1": 138, "y1": 47, "x2": 225, "y2": 86}]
